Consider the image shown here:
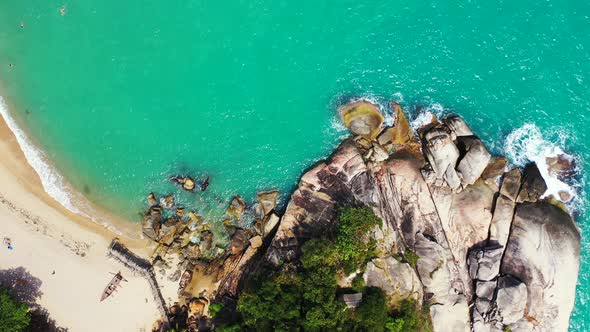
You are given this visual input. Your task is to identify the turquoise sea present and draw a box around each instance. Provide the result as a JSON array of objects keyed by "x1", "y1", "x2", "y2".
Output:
[{"x1": 0, "y1": 1, "x2": 589, "y2": 329}]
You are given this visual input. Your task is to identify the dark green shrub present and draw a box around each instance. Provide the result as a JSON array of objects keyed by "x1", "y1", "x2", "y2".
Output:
[{"x1": 0, "y1": 288, "x2": 30, "y2": 332}]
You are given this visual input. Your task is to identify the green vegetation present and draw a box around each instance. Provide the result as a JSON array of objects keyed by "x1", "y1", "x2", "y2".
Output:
[
  {"x1": 385, "y1": 299, "x2": 432, "y2": 332},
  {"x1": 351, "y1": 274, "x2": 366, "y2": 293},
  {"x1": 231, "y1": 206, "x2": 431, "y2": 331},
  {"x1": 208, "y1": 302, "x2": 223, "y2": 318},
  {"x1": 336, "y1": 206, "x2": 382, "y2": 274},
  {"x1": 403, "y1": 248, "x2": 420, "y2": 270},
  {"x1": 0, "y1": 288, "x2": 30, "y2": 332}
]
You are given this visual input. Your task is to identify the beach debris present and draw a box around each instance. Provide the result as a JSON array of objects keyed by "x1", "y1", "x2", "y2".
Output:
[
  {"x1": 160, "y1": 194, "x2": 175, "y2": 209},
  {"x1": 100, "y1": 271, "x2": 127, "y2": 302},
  {"x1": 147, "y1": 192, "x2": 158, "y2": 207},
  {"x1": 257, "y1": 190, "x2": 279, "y2": 216},
  {"x1": 170, "y1": 175, "x2": 196, "y2": 192}
]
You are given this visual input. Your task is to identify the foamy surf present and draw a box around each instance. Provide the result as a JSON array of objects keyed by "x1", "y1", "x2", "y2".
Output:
[
  {"x1": 0, "y1": 96, "x2": 86, "y2": 214},
  {"x1": 0, "y1": 96, "x2": 127, "y2": 236},
  {"x1": 504, "y1": 123, "x2": 578, "y2": 204},
  {"x1": 410, "y1": 102, "x2": 445, "y2": 130}
]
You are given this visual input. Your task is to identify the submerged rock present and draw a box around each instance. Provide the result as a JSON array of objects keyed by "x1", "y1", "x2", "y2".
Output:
[{"x1": 200, "y1": 176, "x2": 210, "y2": 191}]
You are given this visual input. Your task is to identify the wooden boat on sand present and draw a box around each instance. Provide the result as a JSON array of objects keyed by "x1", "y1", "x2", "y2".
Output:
[{"x1": 100, "y1": 272, "x2": 127, "y2": 302}]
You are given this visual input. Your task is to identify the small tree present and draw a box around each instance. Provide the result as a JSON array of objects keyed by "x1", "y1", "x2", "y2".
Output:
[{"x1": 0, "y1": 288, "x2": 30, "y2": 332}]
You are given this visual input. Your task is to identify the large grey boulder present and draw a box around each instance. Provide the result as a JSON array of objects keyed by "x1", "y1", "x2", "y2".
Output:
[
  {"x1": 455, "y1": 136, "x2": 491, "y2": 186},
  {"x1": 516, "y1": 163, "x2": 548, "y2": 203},
  {"x1": 423, "y1": 127, "x2": 461, "y2": 190},
  {"x1": 496, "y1": 275, "x2": 527, "y2": 325},
  {"x1": 363, "y1": 257, "x2": 423, "y2": 306},
  {"x1": 443, "y1": 116, "x2": 474, "y2": 138},
  {"x1": 468, "y1": 245, "x2": 503, "y2": 281},
  {"x1": 501, "y1": 201, "x2": 580, "y2": 331}
]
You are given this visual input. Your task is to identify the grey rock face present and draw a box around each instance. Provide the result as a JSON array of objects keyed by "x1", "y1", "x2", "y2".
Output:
[
  {"x1": 443, "y1": 116, "x2": 474, "y2": 138},
  {"x1": 456, "y1": 136, "x2": 492, "y2": 186},
  {"x1": 423, "y1": 127, "x2": 461, "y2": 190},
  {"x1": 496, "y1": 275, "x2": 527, "y2": 325},
  {"x1": 501, "y1": 202, "x2": 580, "y2": 331},
  {"x1": 468, "y1": 246, "x2": 503, "y2": 281},
  {"x1": 364, "y1": 257, "x2": 423, "y2": 306},
  {"x1": 254, "y1": 109, "x2": 579, "y2": 332}
]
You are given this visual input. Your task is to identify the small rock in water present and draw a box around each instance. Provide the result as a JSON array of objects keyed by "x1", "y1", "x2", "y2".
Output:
[
  {"x1": 176, "y1": 207, "x2": 186, "y2": 217},
  {"x1": 200, "y1": 176, "x2": 210, "y2": 191},
  {"x1": 170, "y1": 176, "x2": 196, "y2": 191},
  {"x1": 160, "y1": 195, "x2": 175, "y2": 209},
  {"x1": 147, "y1": 192, "x2": 158, "y2": 207}
]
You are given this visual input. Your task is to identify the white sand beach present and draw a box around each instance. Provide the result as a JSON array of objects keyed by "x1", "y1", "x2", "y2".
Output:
[{"x1": 0, "y1": 115, "x2": 162, "y2": 331}]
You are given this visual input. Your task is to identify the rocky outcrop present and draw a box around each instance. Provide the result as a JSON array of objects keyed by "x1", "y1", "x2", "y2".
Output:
[
  {"x1": 338, "y1": 100, "x2": 384, "y2": 139},
  {"x1": 363, "y1": 257, "x2": 423, "y2": 306},
  {"x1": 141, "y1": 100, "x2": 578, "y2": 332},
  {"x1": 260, "y1": 101, "x2": 580, "y2": 332}
]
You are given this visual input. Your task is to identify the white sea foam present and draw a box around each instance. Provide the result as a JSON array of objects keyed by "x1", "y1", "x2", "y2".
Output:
[
  {"x1": 0, "y1": 96, "x2": 88, "y2": 216},
  {"x1": 0, "y1": 97, "x2": 129, "y2": 236},
  {"x1": 410, "y1": 102, "x2": 445, "y2": 131},
  {"x1": 504, "y1": 123, "x2": 577, "y2": 203}
]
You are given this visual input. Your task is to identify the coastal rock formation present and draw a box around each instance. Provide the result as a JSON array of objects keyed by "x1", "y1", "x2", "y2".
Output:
[
  {"x1": 143, "y1": 100, "x2": 579, "y2": 332},
  {"x1": 363, "y1": 257, "x2": 423, "y2": 306},
  {"x1": 259, "y1": 101, "x2": 580, "y2": 332},
  {"x1": 338, "y1": 100, "x2": 384, "y2": 139}
]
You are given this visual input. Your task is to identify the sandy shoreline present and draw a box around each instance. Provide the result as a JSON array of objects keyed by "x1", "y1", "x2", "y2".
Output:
[{"x1": 0, "y1": 112, "x2": 164, "y2": 331}]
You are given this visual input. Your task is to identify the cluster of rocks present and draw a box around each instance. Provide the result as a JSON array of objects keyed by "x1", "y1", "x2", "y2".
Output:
[
  {"x1": 142, "y1": 191, "x2": 219, "y2": 299},
  {"x1": 142, "y1": 186, "x2": 282, "y2": 325},
  {"x1": 256, "y1": 100, "x2": 580, "y2": 332},
  {"x1": 214, "y1": 191, "x2": 281, "y2": 298},
  {"x1": 170, "y1": 175, "x2": 210, "y2": 192},
  {"x1": 147, "y1": 100, "x2": 580, "y2": 332}
]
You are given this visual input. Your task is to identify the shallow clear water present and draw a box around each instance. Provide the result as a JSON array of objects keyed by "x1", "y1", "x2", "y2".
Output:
[{"x1": 0, "y1": 1, "x2": 589, "y2": 328}]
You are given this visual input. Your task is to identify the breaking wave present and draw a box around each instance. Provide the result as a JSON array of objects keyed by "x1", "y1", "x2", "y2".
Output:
[
  {"x1": 504, "y1": 123, "x2": 578, "y2": 204},
  {"x1": 0, "y1": 96, "x2": 88, "y2": 216},
  {"x1": 0, "y1": 96, "x2": 128, "y2": 236}
]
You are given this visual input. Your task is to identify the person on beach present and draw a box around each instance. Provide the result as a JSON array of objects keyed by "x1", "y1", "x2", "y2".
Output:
[{"x1": 3, "y1": 237, "x2": 13, "y2": 250}]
